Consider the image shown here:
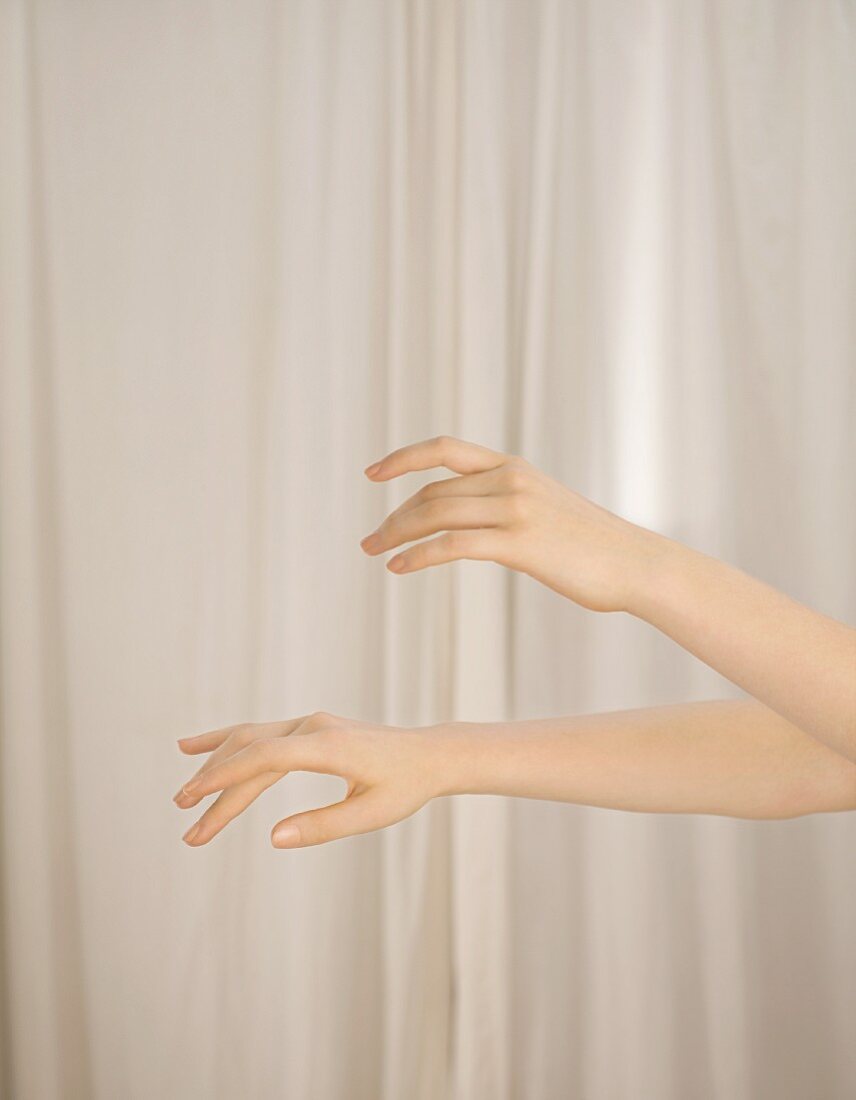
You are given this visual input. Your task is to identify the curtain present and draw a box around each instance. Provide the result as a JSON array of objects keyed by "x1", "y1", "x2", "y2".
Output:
[{"x1": 1, "y1": 1, "x2": 854, "y2": 1097}]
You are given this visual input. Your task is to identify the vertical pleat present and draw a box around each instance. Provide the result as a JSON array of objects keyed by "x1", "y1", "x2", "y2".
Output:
[{"x1": 0, "y1": 2, "x2": 854, "y2": 1099}]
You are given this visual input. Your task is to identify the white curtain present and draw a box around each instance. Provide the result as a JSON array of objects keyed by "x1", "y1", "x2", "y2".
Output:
[{"x1": 2, "y1": 1, "x2": 855, "y2": 1097}]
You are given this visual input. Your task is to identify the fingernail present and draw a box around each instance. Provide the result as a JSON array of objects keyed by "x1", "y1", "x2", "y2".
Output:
[
  {"x1": 387, "y1": 556, "x2": 406, "y2": 573},
  {"x1": 364, "y1": 461, "x2": 382, "y2": 477},
  {"x1": 182, "y1": 823, "x2": 201, "y2": 844},
  {"x1": 360, "y1": 532, "x2": 380, "y2": 552},
  {"x1": 182, "y1": 777, "x2": 201, "y2": 795},
  {"x1": 272, "y1": 822, "x2": 301, "y2": 848}
]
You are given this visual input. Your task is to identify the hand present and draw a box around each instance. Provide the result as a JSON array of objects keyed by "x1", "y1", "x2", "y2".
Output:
[
  {"x1": 173, "y1": 711, "x2": 445, "y2": 848},
  {"x1": 361, "y1": 435, "x2": 663, "y2": 613}
]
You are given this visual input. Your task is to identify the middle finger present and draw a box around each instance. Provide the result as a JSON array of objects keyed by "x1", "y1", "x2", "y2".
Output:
[
  {"x1": 175, "y1": 716, "x2": 306, "y2": 807},
  {"x1": 362, "y1": 496, "x2": 508, "y2": 556}
]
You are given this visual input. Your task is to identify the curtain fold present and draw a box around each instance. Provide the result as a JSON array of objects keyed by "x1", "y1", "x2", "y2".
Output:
[{"x1": 1, "y1": 2, "x2": 854, "y2": 1098}]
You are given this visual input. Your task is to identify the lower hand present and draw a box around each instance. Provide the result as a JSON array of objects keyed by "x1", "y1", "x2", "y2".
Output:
[
  {"x1": 173, "y1": 711, "x2": 447, "y2": 848},
  {"x1": 360, "y1": 435, "x2": 663, "y2": 613}
]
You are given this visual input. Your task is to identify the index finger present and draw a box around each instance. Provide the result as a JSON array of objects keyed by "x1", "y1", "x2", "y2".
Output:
[
  {"x1": 180, "y1": 732, "x2": 343, "y2": 800},
  {"x1": 364, "y1": 436, "x2": 506, "y2": 481}
]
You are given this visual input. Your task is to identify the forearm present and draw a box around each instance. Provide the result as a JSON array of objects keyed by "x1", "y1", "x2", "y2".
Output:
[
  {"x1": 431, "y1": 699, "x2": 856, "y2": 819},
  {"x1": 628, "y1": 536, "x2": 856, "y2": 761}
]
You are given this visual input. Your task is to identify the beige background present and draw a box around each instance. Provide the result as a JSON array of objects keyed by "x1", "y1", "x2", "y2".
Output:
[{"x1": 1, "y1": 1, "x2": 855, "y2": 1098}]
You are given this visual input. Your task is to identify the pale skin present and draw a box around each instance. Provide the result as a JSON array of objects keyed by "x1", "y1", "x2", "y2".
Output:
[{"x1": 174, "y1": 436, "x2": 856, "y2": 848}]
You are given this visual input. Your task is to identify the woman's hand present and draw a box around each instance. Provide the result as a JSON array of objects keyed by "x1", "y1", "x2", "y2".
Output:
[
  {"x1": 173, "y1": 703, "x2": 856, "y2": 846},
  {"x1": 173, "y1": 711, "x2": 447, "y2": 848},
  {"x1": 361, "y1": 435, "x2": 662, "y2": 613},
  {"x1": 360, "y1": 436, "x2": 856, "y2": 759}
]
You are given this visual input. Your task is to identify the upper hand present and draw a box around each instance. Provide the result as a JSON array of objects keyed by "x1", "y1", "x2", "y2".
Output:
[{"x1": 361, "y1": 436, "x2": 661, "y2": 613}]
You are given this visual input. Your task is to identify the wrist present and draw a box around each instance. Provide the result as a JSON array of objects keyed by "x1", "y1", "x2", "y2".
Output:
[
  {"x1": 418, "y1": 721, "x2": 494, "y2": 798},
  {"x1": 622, "y1": 527, "x2": 688, "y2": 620}
]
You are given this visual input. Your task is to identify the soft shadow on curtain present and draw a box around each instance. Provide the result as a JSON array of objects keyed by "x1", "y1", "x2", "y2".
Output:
[{"x1": 1, "y1": 2, "x2": 854, "y2": 1098}]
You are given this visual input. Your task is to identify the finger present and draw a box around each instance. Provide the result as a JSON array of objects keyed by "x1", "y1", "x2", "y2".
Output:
[
  {"x1": 387, "y1": 530, "x2": 499, "y2": 574},
  {"x1": 364, "y1": 436, "x2": 506, "y2": 481},
  {"x1": 363, "y1": 496, "x2": 508, "y2": 556},
  {"x1": 271, "y1": 788, "x2": 387, "y2": 848},
  {"x1": 174, "y1": 716, "x2": 306, "y2": 806},
  {"x1": 182, "y1": 772, "x2": 281, "y2": 846},
  {"x1": 371, "y1": 468, "x2": 503, "y2": 529},
  {"x1": 177, "y1": 725, "x2": 242, "y2": 756},
  {"x1": 175, "y1": 723, "x2": 252, "y2": 804},
  {"x1": 180, "y1": 731, "x2": 343, "y2": 799}
]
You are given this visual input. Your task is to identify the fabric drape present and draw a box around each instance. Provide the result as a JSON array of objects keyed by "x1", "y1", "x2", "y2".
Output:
[{"x1": 1, "y1": 2, "x2": 854, "y2": 1098}]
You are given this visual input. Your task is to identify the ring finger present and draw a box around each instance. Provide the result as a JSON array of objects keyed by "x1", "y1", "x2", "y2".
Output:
[
  {"x1": 363, "y1": 496, "x2": 508, "y2": 556},
  {"x1": 182, "y1": 771, "x2": 282, "y2": 845}
]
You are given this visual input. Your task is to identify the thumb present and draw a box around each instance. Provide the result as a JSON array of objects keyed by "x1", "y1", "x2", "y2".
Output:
[{"x1": 271, "y1": 789, "x2": 386, "y2": 848}]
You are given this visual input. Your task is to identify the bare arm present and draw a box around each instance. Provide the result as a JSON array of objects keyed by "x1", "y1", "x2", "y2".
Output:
[
  {"x1": 632, "y1": 539, "x2": 856, "y2": 762},
  {"x1": 437, "y1": 699, "x2": 856, "y2": 819},
  {"x1": 173, "y1": 701, "x2": 856, "y2": 849},
  {"x1": 173, "y1": 437, "x2": 856, "y2": 847},
  {"x1": 361, "y1": 436, "x2": 856, "y2": 761}
]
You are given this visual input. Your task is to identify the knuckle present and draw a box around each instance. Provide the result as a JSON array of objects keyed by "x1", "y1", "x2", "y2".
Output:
[
  {"x1": 500, "y1": 527, "x2": 527, "y2": 565},
  {"x1": 505, "y1": 492, "x2": 532, "y2": 522},
  {"x1": 443, "y1": 530, "x2": 466, "y2": 554},
  {"x1": 308, "y1": 709, "x2": 334, "y2": 729},
  {"x1": 249, "y1": 737, "x2": 275, "y2": 761},
  {"x1": 314, "y1": 725, "x2": 346, "y2": 751},
  {"x1": 467, "y1": 532, "x2": 492, "y2": 560},
  {"x1": 232, "y1": 723, "x2": 256, "y2": 746},
  {"x1": 502, "y1": 462, "x2": 529, "y2": 492},
  {"x1": 222, "y1": 730, "x2": 242, "y2": 752},
  {"x1": 421, "y1": 498, "x2": 446, "y2": 522}
]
